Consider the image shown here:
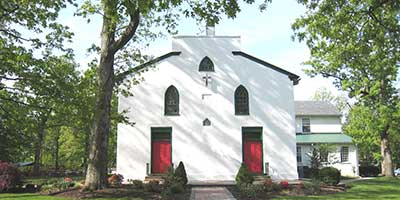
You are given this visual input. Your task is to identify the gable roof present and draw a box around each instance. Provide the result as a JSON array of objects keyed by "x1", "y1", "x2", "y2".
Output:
[
  {"x1": 115, "y1": 51, "x2": 181, "y2": 84},
  {"x1": 295, "y1": 101, "x2": 341, "y2": 116},
  {"x1": 296, "y1": 133, "x2": 353, "y2": 144},
  {"x1": 117, "y1": 50, "x2": 301, "y2": 85},
  {"x1": 232, "y1": 51, "x2": 300, "y2": 85}
]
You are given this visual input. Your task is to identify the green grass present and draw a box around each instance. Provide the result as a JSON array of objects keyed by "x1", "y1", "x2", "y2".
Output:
[
  {"x1": 276, "y1": 177, "x2": 400, "y2": 200},
  {"x1": 0, "y1": 193, "x2": 144, "y2": 200}
]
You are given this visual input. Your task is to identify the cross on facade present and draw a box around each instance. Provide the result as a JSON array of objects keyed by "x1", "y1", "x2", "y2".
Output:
[{"x1": 202, "y1": 73, "x2": 212, "y2": 87}]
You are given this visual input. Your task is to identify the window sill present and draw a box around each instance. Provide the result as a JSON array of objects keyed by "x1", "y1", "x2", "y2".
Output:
[
  {"x1": 165, "y1": 114, "x2": 180, "y2": 116},
  {"x1": 235, "y1": 113, "x2": 250, "y2": 116}
]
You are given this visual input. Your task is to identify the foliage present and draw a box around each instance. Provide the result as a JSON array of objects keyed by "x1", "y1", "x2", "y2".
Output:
[
  {"x1": 174, "y1": 161, "x2": 188, "y2": 186},
  {"x1": 0, "y1": 161, "x2": 21, "y2": 191},
  {"x1": 308, "y1": 144, "x2": 335, "y2": 170},
  {"x1": 280, "y1": 180, "x2": 289, "y2": 189},
  {"x1": 311, "y1": 87, "x2": 349, "y2": 113},
  {"x1": 293, "y1": 0, "x2": 400, "y2": 177},
  {"x1": 319, "y1": 167, "x2": 341, "y2": 186},
  {"x1": 237, "y1": 183, "x2": 264, "y2": 199},
  {"x1": 161, "y1": 168, "x2": 186, "y2": 199},
  {"x1": 107, "y1": 174, "x2": 123, "y2": 186},
  {"x1": 144, "y1": 180, "x2": 161, "y2": 193},
  {"x1": 235, "y1": 164, "x2": 254, "y2": 185},
  {"x1": 359, "y1": 166, "x2": 380, "y2": 177},
  {"x1": 263, "y1": 178, "x2": 274, "y2": 192}
]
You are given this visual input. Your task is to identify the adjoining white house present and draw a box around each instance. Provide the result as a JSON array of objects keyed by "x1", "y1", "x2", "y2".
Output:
[
  {"x1": 116, "y1": 28, "x2": 300, "y2": 183},
  {"x1": 295, "y1": 101, "x2": 359, "y2": 177}
]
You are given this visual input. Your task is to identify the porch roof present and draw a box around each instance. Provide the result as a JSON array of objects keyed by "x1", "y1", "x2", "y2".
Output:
[{"x1": 296, "y1": 133, "x2": 353, "y2": 144}]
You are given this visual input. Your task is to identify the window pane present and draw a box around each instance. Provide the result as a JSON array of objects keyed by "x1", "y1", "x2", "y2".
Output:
[
  {"x1": 341, "y1": 146, "x2": 349, "y2": 162},
  {"x1": 235, "y1": 85, "x2": 249, "y2": 115},
  {"x1": 302, "y1": 118, "x2": 310, "y2": 133},
  {"x1": 165, "y1": 86, "x2": 179, "y2": 115},
  {"x1": 296, "y1": 146, "x2": 302, "y2": 163}
]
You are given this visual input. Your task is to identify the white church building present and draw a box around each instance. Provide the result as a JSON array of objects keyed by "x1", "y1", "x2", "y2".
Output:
[{"x1": 116, "y1": 28, "x2": 301, "y2": 182}]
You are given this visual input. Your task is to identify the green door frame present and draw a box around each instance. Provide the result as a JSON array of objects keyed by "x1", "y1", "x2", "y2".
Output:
[
  {"x1": 150, "y1": 127, "x2": 172, "y2": 175},
  {"x1": 242, "y1": 126, "x2": 264, "y2": 175}
]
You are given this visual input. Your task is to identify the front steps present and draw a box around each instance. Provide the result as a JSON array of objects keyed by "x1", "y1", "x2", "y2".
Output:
[{"x1": 144, "y1": 174, "x2": 166, "y2": 184}]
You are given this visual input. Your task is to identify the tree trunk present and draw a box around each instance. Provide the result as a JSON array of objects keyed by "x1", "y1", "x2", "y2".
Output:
[
  {"x1": 84, "y1": 7, "x2": 115, "y2": 190},
  {"x1": 381, "y1": 131, "x2": 393, "y2": 177},
  {"x1": 54, "y1": 132, "x2": 60, "y2": 172},
  {"x1": 33, "y1": 125, "x2": 45, "y2": 176}
]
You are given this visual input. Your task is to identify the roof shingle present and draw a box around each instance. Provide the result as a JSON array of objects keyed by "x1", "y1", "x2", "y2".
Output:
[{"x1": 295, "y1": 101, "x2": 341, "y2": 116}]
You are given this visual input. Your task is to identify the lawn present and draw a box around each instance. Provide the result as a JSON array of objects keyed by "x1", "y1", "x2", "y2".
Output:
[
  {"x1": 0, "y1": 193, "x2": 144, "y2": 200},
  {"x1": 1, "y1": 177, "x2": 399, "y2": 200},
  {"x1": 276, "y1": 177, "x2": 400, "y2": 200}
]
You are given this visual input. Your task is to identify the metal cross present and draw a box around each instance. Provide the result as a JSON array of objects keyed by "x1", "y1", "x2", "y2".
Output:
[{"x1": 202, "y1": 73, "x2": 212, "y2": 87}]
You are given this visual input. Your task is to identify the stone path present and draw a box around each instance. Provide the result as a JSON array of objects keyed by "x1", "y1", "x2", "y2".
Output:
[{"x1": 190, "y1": 187, "x2": 236, "y2": 200}]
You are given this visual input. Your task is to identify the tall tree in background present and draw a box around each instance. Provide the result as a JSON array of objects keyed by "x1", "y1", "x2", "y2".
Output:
[
  {"x1": 311, "y1": 87, "x2": 349, "y2": 113},
  {"x1": 78, "y1": 0, "x2": 272, "y2": 190},
  {"x1": 293, "y1": 0, "x2": 400, "y2": 176}
]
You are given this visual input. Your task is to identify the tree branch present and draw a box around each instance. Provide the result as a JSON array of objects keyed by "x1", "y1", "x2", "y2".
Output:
[{"x1": 111, "y1": 9, "x2": 140, "y2": 53}]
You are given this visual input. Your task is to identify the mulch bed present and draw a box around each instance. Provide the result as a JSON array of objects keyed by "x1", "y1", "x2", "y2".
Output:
[{"x1": 53, "y1": 185, "x2": 192, "y2": 200}]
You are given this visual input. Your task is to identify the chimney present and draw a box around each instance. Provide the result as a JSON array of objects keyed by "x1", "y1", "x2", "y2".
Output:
[{"x1": 206, "y1": 22, "x2": 215, "y2": 36}]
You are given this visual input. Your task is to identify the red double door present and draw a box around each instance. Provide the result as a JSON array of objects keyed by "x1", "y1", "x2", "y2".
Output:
[
  {"x1": 243, "y1": 140, "x2": 262, "y2": 174},
  {"x1": 152, "y1": 140, "x2": 171, "y2": 174}
]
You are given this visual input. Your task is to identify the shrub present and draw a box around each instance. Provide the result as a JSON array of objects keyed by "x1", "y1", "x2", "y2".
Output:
[
  {"x1": 161, "y1": 168, "x2": 185, "y2": 199},
  {"x1": 128, "y1": 179, "x2": 143, "y2": 189},
  {"x1": 263, "y1": 178, "x2": 274, "y2": 192},
  {"x1": 0, "y1": 161, "x2": 21, "y2": 191},
  {"x1": 271, "y1": 182, "x2": 282, "y2": 192},
  {"x1": 174, "y1": 161, "x2": 188, "y2": 186},
  {"x1": 280, "y1": 180, "x2": 289, "y2": 189},
  {"x1": 108, "y1": 174, "x2": 123, "y2": 186},
  {"x1": 238, "y1": 183, "x2": 264, "y2": 199},
  {"x1": 359, "y1": 166, "x2": 380, "y2": 177},
  {"x1": 235, "y1": 164, "x2": 254, "y2": 185},
  {"x1": 144, "y1": 180, "x2": 161, "y2": 193},
  {"x1": 319, "y1": 167, "x2": 341, "y2": 185}
]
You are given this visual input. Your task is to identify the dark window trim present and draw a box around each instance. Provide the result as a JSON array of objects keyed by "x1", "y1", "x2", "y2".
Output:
[
  {"x1": 164, "y1": 85, "x2": 180, "y2": 116},
  {"x1": 199, "y1": 56, "x2": 215, "y2": 72},
  {"x1": 302, "y1": 117, "x2": 311, "y2": 133},
  {"x1": 235, "y1": 85, "x2": 250, "y2": 115},
  {"x1": 340, "y1": 146, "x2": 349, "y2": 162}
]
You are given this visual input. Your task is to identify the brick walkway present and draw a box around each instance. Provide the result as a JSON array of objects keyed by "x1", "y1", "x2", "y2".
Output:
[{"x1": 190, "y1": 187, "x2": 236, "y2": 200}]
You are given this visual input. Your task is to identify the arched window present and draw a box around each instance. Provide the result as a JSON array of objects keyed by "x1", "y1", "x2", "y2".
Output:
[
  {"x1": 235, "y1": 85, "x2": 249, "y2": 115},
  {"x1": 199, "y1": 56, "x2": 214, "y2": 72},
  {"x1": 165, "y1": 86, "x2": 179, "y2": 115}
]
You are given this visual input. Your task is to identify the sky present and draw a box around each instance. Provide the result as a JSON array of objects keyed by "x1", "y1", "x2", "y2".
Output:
[{"x1": 58, "y1": 0, "x2": 343, "y2": 100}]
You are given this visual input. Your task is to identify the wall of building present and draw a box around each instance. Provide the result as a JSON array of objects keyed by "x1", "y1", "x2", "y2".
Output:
[
  {"x1": 297, "y1": 144, "x2": 359, "y2": 177},
  {"x1": 295, "y1": 116, "x2": 342, "y2": 133},
  {"x1": 117, "y1": 36, "x2": 298, "y2": 182}
]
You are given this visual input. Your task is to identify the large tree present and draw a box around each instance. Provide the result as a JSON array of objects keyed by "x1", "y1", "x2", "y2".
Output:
[
  {"x1": 78, "y1": 0, "x2": 271, "y2": 190},
  {"x1": 293, "y1": 0, "x2": 400, "y2": 176}
]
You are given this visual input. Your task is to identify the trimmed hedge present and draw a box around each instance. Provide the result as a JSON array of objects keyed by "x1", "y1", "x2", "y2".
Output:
[
  {"x1": 174, "y1": 161, "x2": 188, "y2": 186},
  {"x1": 359, "y1": 166, "x2": 380, "y2": 177},
  {"x1": 319, "y1": 167, "x2": 341, "y2": 185}
]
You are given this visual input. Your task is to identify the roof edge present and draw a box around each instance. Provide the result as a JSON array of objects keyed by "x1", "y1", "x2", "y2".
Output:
[
  {"x1": 115, "y1": 51, "x2": 181, "y2": 84},
  {"x1": 232, "y1": 51, "x2": 301, "y2": 85}
]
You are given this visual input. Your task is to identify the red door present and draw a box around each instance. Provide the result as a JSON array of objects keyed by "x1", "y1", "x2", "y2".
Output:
[
  {"x1": 244, "y1": 141, "x2": 262, "y2": 173},
  {"x1": 152, "y1": 141, "x2": 171, "y2": 174}
]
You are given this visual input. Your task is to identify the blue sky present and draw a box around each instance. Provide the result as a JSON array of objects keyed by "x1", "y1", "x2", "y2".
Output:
[{"x1": 59, "y1": 0, "x2": 342, "y2": 100}]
